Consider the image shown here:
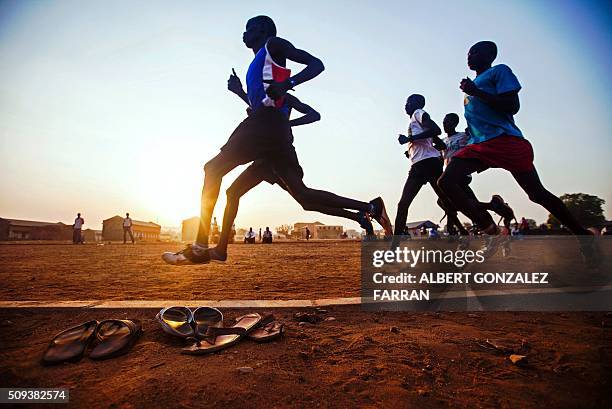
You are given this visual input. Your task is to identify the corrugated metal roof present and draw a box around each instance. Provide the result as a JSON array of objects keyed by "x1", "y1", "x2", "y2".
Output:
[{"x1": 1, "y1": 218, "x2": 64, "y2": 227}]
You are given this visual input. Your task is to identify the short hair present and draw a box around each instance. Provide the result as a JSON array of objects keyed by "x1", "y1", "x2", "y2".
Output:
[
  {"x1": 473, "y1": 41, "x2": 497, "y2": 60},
  {"x1": 408, "y1": 94, "x2": 425, "y2": 109},
  {"x1": 251, "y1": 15, "x2": 276, "y2": 37},
  {"x1": 445, "y1": 113, "x2": 460, "y2": 126}
]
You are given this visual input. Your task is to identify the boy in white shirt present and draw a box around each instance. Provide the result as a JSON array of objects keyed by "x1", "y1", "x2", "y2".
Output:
[
  {"x1": 123, "y1": 212, "x2": 134, "y2": 244},
  {"x1": 394, "y1": 94, "x2": 449, "y2": 240},
  {"x1": 73, "y1": 213, "x2": 84, "y2": 244}
]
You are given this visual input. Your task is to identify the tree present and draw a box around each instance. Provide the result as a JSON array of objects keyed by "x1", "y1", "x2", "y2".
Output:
[
  {"x1": 547, "y1": 193, "x2": 605, "y2": 228},
  {"x1": 275, "y1": 224, "x2": 292, "y2": 236}
]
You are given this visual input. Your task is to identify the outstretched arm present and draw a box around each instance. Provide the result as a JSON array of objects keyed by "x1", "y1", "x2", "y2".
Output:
[
  {"x1": 227, "y1": 68, "x2": 250, "y2": 106},
  {"x1": 285, "y1": 94, "x2": 321, "y2": 127},
  {"x1": 264, "y1": 37, "x2": 325, "y2": 99},
  {"x1": 460, "y1": 78, "x2": 520, "y2": 115}
]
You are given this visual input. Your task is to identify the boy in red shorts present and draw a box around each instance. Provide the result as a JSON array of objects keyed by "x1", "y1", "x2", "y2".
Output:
[{"x1": 438, "y1": 41, "x2": 598, "y2": 264}]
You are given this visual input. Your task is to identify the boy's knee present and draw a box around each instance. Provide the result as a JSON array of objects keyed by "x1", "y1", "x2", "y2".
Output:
[{"x1": 204, "y1": 155, "x2": 226, "y2": 177}]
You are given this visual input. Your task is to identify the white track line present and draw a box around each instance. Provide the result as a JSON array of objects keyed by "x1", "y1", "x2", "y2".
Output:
[{"x1": 0, "y1": 285, "x2": 610, "y2": 308}]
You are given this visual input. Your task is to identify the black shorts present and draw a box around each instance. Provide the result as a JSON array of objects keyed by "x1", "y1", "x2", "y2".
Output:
[
  {"x1": 243, "y1": 142, "x2": 304, "y2": 185},
  {"x1": 408, "y1": 157, "x2": 443, "y2": 185},
  {"x1": 220, "y1": 107, "x2": 293, "y2": 165}
]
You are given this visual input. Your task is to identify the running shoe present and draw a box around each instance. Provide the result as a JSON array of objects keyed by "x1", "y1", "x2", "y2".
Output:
[
  {"x1": 369, "y1": 197, "x2": 393, "y2": 237},
  {"x1": 358, "y1": 211, "x2": 375, "y2": 237},
  {"x1": 490, "y1": 195, "x2": 516, "y2": 229},
  {"x1": 162, "y1": 244, "x2": 212, "y2": 265},
  {"x1": 480, "y1": 225, "x2": 510, "y2": 259}
]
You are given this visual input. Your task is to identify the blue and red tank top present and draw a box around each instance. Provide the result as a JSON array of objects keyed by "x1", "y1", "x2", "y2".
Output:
[{"x1": 246, "y1": 41, "x2": 291, "y2": 115}]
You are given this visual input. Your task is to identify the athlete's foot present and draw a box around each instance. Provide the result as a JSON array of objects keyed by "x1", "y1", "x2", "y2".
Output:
[
  {"x1": 369, "y1": 197, "x2": 393, "y2": 237},
  {"x1": 480, "y1": 224, "x2": 510, "y2": 259},
  {"x1": 209, "y1": 247, "x2": 228, "y2": 262},
  {"x1": 358, "y1": 211, "x2": 375, "y2": 238},
  {"x1": 161, "y1": 243, "x2": 211, "y2": 265},
  {"x1": 490, "y1": 195, "x2": 516, "y2": 229}
]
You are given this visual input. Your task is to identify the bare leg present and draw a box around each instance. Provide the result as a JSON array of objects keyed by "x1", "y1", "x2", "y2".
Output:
[
  {"x1": 278, "y1": 172, "x2": 362, "y2": 221},
  {"x1": 393, "y1": 177, "x2": 426, "y2": 235},
  {"x1": 215, "y1": 168, "x2": 266, "y2": 256},
  {"x1": 195, "y1": 152, "x2": 243, "y2": 246},
  {"x1": 511, "y1": 168, "x2": 590, "y2": 235},
  {"x1": 438, "y1": 158, "x2": 496, "y2": 231}
]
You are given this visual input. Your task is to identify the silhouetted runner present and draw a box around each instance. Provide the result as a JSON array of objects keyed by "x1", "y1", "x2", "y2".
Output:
[
  {"x1": 162, "y1": 16, "x2": 391, "y2": 265},
  {"x1": 438, "y1": 41, "x2": 599, "y2": 265}
]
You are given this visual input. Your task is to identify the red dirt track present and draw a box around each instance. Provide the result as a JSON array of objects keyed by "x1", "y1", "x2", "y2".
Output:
[{"x1": 0, "y1": 243, "x2": 610, "y2": 408}]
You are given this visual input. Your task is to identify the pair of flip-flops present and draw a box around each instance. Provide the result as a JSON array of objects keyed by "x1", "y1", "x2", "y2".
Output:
[
  {"x1": 155, "y1": 306, "x2": 283, "y2": 355},
  {"x1": 42, "y1": 319, "x2": 142, "y2": 365}
]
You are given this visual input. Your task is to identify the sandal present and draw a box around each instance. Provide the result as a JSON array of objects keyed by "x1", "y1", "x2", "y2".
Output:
[
  {"x1": 42, "y1": 320, "x2": 99, "y2": 365},
  {"x1": 89, "y1": 319, "x2": 142, "y2": 360},
  {"x1": 247, "y1": 314, "x2": 284, "y2": 343},
  {"x1": 182, "y1": 313, "x2": 262, "y2": 355}
]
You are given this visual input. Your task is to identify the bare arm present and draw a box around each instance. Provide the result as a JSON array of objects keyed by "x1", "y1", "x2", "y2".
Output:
[
  {"x1": 461, "y1": 78, "x2": 520, "y2": 115},
  {"x1": 227, "y1": 68, "x2": 250, "y2": 106},
  {"x1": 285, "y1": 94, "x2": 321, "y2": 127},
  {"x1": 264, "y1": 37, "x2": 325, "y2": 99},
  {"x1": 408, "y1": 113, "x2": 442, "y2": 141}
]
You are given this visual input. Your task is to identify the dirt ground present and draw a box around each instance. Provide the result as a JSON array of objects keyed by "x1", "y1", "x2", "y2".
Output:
[
  {"x1": 0, "y1": 308, "x2": 610, "y2": 409},
  {"x1": 0, "y1": 242, "x2": 360, "y2": 301},
  {"x1": 0, "y1": 243, "x2": 610, "y2": 408}
]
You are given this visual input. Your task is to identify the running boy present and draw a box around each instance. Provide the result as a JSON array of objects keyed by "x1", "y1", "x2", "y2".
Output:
[
  {"x1": 393, "y1": 94, "x2": 456, "y2": 240},
  {"x1": 440, "y1": 113, "x2": 515, "y2": 232},
  {"x1": 438, "y1": 41, "x2": 597, "y2": 263},
  {"x1": 162, "y1": 16, "x2": 391, "y2": 264}
]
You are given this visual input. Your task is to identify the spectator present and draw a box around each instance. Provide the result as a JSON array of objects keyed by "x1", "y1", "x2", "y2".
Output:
[
  {"x1": 305, "y1": 227, "x2": 311, "y2": 240},
  {"x1": 73, "y1": 213, "x2": 84, "y2": 244},
  {"x1": 123, "y1": 212, "x2": 135, "y2": 244},
  {"x1": 244, "y1": 227, "x2": 256, "y2": 244},
  {"x1": 262, "y1": 227, "x2": 273, "y2": 243}
]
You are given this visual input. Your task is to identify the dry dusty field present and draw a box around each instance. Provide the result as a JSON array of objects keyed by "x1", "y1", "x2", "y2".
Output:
[
  {"x1": 0, "y1": 242, "x2": 610, "y2": 408},
  {"x1": 0, "y1": 242, "x2": 360, "y2": 301}
]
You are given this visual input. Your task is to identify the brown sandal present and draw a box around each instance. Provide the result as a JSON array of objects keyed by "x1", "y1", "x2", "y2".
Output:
[
  {"x1": 247, "y1": 314, "x2": 284, "y2": 343},
  {"x1": 89, "y1": 319, "x2": 142, "y2": 360},
  {"x1": 42, "y1": 320, "x2": 99, "y2": 365},
  {"x1": 182, "y1": 313, "x2": 262, "y2": 355}
]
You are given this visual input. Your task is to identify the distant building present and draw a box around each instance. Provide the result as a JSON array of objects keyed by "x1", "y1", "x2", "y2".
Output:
[
  {"x1": 82, "y1": 229, "x2": 102, "y2": 243},
  {"x1": 293, "y1": 221, "x2": 324, "y2": 239},
  {"x1": 345, "y1": 229, "x2": 360, "y2": 239},
  {"x1": 0, "y1": 218, "x2": 72, "y2": 241},
  {"x1": 405, "y1": 220, "x2": 438, "y2": 238},
  {"x1": 314, "y1": 225, "x2": 343, "y2": 239},
  {"x1": 182, "y1": 217, "x2": 200, "y2": 242},
  {"x1": 102, "y1": 216, "x2": 160, "y2": 241}
]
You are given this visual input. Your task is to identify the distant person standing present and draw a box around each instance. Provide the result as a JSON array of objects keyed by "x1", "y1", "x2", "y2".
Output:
[
  {"x1": 211, "y1": 217, "x2": 220, "y2": 244},
  {"x1": 73, "y1": 213, "x2": 84, "y2": 244},
  {"x1": 123, "y1": 213, "x2": 135, "y2": 244},
  {"x1": 258, "y1": 228, "x2": 262, "y2": 242},
  {"x1": 305, "y1": 227, "x2": 311, "y2": 241}
]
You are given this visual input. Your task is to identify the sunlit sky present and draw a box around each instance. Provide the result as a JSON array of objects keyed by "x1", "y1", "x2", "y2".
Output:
[{"x1": 1, "y1": 0, "x2": 611, "y2": 231}]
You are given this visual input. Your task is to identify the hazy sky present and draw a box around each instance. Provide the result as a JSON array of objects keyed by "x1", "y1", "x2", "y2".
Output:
[{"x1": 1, "y1": 0, "x2": 611, "y2": 231}]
